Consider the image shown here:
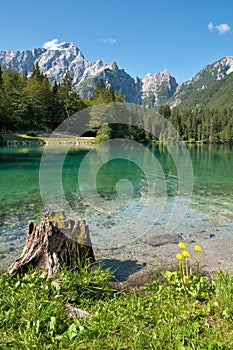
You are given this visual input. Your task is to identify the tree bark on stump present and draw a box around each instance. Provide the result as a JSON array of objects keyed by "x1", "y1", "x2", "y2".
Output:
[{"x1": 8, "y1": 211, "x2": 95, "y2": 278}]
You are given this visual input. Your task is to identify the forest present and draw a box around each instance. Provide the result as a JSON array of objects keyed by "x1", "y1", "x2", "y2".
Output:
[{"x1": 0, "y1": 65, "x2": 232, "y2": 143}]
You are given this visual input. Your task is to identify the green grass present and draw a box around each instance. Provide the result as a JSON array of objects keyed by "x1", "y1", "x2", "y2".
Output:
[
  {"x1": 0, "y1": 132, "x2": 96, "y2": 144},
  {"x1": 1, "y1": 265, "x2": 233, "y2": 349},
  {"x1": 0, "y1": 132, "x2": 40, "y2": 142}
]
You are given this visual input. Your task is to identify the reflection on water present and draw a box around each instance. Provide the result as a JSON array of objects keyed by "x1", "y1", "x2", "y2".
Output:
[
  {"x1": 0, "y1": 144, "x2": 232, "y2": 222},
  {"x1": 188, "y1": 144, "x2": 233, "y2": 220}
]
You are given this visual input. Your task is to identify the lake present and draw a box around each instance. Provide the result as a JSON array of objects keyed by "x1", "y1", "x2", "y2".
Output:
[{"x1": 0, "y1": 143, "x2": 232, "y2": 273}]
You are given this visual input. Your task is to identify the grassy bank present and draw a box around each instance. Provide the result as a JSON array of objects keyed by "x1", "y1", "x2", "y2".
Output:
[
  {"x1": 0, "y1": 132, "x2": 96, "y2": 145},
  {"x1": 1, "y1": 264, "x2": 233, "y2": 349}
]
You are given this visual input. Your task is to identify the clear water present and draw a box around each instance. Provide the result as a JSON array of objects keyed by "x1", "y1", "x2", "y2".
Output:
[
  {"x1": 0, "y1": 143, "x2": 232, "y2": 269},
  {"x1": 188, "y1": 145, "x2": 233, "y2": 220}
]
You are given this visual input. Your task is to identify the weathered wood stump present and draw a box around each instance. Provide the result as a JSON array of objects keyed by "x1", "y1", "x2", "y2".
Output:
[{"x1": 8, "y1": 211, "x2": 95, "y2": 277}]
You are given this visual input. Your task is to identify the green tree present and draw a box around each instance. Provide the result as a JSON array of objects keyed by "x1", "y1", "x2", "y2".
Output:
[
  {"x1": 31, "y1": 62, "x2": 45, "y2": 81},
  {"x1": 90, "y1": 79, "x2": 124, "y2": 104},
  {"x1": 0, "y1": 66, "x2": 3, "y2": 87},
  {"x1": 96, "y1": 123, "x2": 112, "y2": 143},
  {"x1": 158, "y1": 104, "x2": 171, "y2": 118},
  {"x1": 26, "y1": 67, "x2": 53, "y2": 129},
  {"x1": 90, "y1": 79, "x2": 107, "y2": 104},
  {"x1": 0, "y1": 69, "x2": 28, "y2": 129},
  {"x1": 57, "y1": 69, "x2": 87, "y2": 121}
]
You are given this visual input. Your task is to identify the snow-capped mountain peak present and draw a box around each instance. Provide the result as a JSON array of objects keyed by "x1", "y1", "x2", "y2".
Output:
[
  {"x1": 42, "y1": 39, "x2": 79, "y2": 53},
  {"x1": 0, "y1": 40, "x2": 232, "y2": 107},
  {"x1": 141, "y1": 70, "x2": 178, "y2": 107}
]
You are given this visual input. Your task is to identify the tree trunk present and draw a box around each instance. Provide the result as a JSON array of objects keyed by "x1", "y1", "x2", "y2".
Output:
[{"x1": 8, "y1": 211, "x2": 95, "y2": 278}]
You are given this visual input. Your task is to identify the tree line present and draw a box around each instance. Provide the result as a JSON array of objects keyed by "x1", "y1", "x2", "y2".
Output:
[
  {"x1": 158, "y1": 105, "x2": 233, "y2": 143},
  {"x1": 0, "y1": 65, "x2": 232, "y2": 143},
  {"x1": 91, "y1": 103, "x2": 233, "y2": 144},
  {"x1": 0, "y1": 65, "x2": 123, "y2": 132}
]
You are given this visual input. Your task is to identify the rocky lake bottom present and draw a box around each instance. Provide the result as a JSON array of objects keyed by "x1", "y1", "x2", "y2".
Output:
[{"x1": 1, "y1": 201, "x2": 232, "y2": 282}]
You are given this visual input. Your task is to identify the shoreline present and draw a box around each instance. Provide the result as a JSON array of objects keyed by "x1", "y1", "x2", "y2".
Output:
[
  {"x1": 1, "y1": 133, "x2": 232, "y2": 147},
  {"x1": 3, "y1": 138, "x2": 96, "y2": 147},
  {"x1": 0, "y1": 132, "x2": 97, "y2": 146},
  {"x1": 1, "y1": 217, "x2": 233, "y2": 281}
]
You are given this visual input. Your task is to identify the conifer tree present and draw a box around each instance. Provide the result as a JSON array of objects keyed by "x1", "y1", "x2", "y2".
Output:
[
  {"x1": 31, "y1": 62, "x2": 45, "y2": 81},
  {"x1": 0, "y1": 66, "x2": 3, "y2": 86}
]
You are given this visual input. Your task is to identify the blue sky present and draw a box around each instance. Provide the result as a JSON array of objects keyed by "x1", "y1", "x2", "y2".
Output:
[{"x1": 1, "y1": 0, "x2": 233, "y2": 82}]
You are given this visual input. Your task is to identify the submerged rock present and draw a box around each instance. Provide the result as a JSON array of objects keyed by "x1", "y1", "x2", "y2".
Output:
[{"x1": 143, "y1": 234, "x2": 182, "y2": 247}]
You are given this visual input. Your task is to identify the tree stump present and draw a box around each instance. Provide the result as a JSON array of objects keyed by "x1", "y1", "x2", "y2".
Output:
[{"x1": 8, "y1": 211, "x2": 95, "y2": 278}]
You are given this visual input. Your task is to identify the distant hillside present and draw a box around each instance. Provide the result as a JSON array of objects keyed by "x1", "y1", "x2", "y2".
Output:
[
  {"x1": 168, "y1": 56, "x2": 233, "y2": 107},
  {"x1": 178, "y1": 71, "x2": 233, "y2": 110}
]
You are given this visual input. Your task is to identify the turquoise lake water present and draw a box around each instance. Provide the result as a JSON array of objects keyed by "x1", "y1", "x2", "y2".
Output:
[{"x1": 0, "y1": 143, "x2": 232, "y2": 269}]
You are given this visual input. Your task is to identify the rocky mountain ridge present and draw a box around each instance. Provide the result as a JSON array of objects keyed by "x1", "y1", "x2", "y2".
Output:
[
  {"x1": 142, "y1": 70, "x2": 178, "y2": 107},
  {"x1": 169, "y1": 56, "x2": 233, "y2": 107},
  {"x1": 0, "y1": 42, "x2": 232, "y2": 107}
]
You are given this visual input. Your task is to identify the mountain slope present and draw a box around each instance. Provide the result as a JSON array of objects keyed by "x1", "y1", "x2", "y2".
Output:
[
  {"x1": 76, "y1": 61, "x2": 142, "y2": 103},
  {"x1": 169, "y1": 56, "x2": 233, "y2": 107},
  {"x1": 178, "y1": 71, "x2": 233, "y2": 110},
  {"x1": 142, "y1": 70, "x2": 178, "y2": 107}
]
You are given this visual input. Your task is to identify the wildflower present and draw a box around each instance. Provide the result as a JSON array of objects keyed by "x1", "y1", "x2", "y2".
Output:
[
  {"x1": 182, "y1": 250, "x2": 190, "y2": 278},
  {"x1": 176, "y1": 254, "x2": 185, "y2": 279},
  {"x1": 194, "y1": 245, "x2": 202, "y2": 252},
  {"x1": 178, "y1": 242, "x2": 186, "y2": 249},
  {"x1": 182, "y1": 250, "x2": 190, "y2": 257},
  {"x1": 176, "y1": 253, "x2": 183, "y2": 260},
  {"x1": 194, "y1": 245, "x2": 202, "y2": 274}
]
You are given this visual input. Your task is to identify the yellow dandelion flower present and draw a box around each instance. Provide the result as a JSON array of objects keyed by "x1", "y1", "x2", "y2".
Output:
[
  {"x1": 178, "y1": 242, "x2": 186, "y2": 249},
  {"x1": 182, "y1": 250, "x2": 190, "y2": 257},
  {"x1": 176, "y1": 253, "x2": 183, "y2": 260},
  {"x1": 194, "y1": 245, "x2": 202, "y2": 252}
]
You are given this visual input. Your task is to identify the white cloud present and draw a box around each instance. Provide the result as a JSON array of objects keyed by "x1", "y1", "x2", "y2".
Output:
[
  {"x1": 43, "y1": 39, "x2": 65, "y2": 50},
  {"x1": 208, "y1": 22, "x2": 214, "y2": 31},
  {"x1": 208, "y1": 22, "x2": 231, "y2": 35},
  {"x1": 100, "y1": 38, "x2": 117, "y2": 45}
]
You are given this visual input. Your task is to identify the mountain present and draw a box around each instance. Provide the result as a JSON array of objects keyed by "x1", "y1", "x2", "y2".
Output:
[
  {"x1": 0, "y1": 42, "x2": 108, "y2": 86},
  {"x1": 0, "y1": 42, "x2": 142, "y2": 103},
  {"x1": 169, "y1": 56, "x2": 233, "y2": 107},
  {"x1": 76, "y1": 61, "x2": 142, "y2": 104},
  {"x1": 0, "y1": 42, "x2": 233, "y2": 108},
  {"x1": 178, "y1": 70, "x2": 233, "y2": 110},
  {"x1": 141, "y1": 70, "x2": 178, "y2": 107},
  {"x1": 0, "y1": 42, "x2": 173, "y2": 105}
]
